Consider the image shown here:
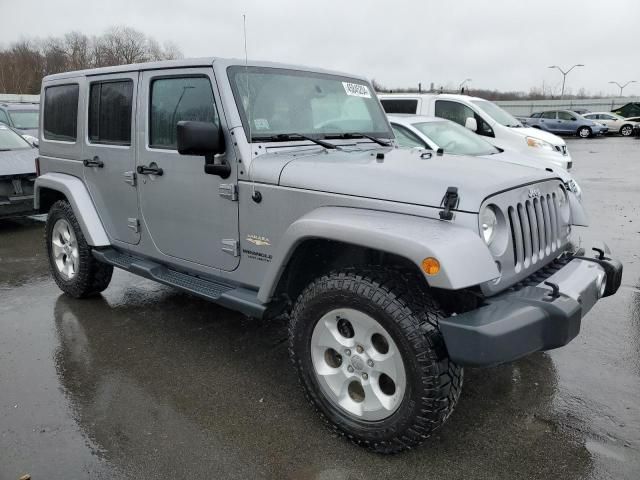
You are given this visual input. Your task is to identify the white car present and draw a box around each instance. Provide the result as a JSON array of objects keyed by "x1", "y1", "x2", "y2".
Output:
[
  {"x1": 582, "y1": 112, "x2": 638, "y2": 136},
  {"x1": 388, "y1": 115, "x2": 585, "y2": 214},
  {"x1": 379, "y1": 93, "x2": 572, "y2": 170}
]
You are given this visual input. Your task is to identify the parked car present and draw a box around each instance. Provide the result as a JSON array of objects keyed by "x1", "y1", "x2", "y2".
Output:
[
  {"x1": 387, "y1": 114, "x2": 584, "y2": 201},
  {"x1": 582, "y1": 112, "x2": 638, "y2": 136},
  {"x1": 570, "y1": 108, "x2": 590, "y2": 115},
  {"x1": 520, "y1": 110, "x2": 608, "y2": 138},
  {"x1": 0, "y1": 102, "x2": 40, "y2": 137},
  {"x1": 35, "y1": 58, "x2": 622, "y2": 453},
  {"x1": 379, "y1": 93, "x2": 572, "y2": 170},
  {"x1": 0, "y1": 124, "x2": 38, "y2": 219}
]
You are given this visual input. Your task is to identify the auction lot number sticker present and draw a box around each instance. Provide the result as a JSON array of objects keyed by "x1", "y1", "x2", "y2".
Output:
[{"x1": 343, "y1": 82, "x2": 371, "y2": 98}]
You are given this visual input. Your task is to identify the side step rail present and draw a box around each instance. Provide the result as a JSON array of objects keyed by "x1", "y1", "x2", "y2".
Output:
[{"x1": 93, "y1": 248, "x2": 269, "y2": 319}]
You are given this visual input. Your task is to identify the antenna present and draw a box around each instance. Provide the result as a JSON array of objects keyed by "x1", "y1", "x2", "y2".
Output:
[{"x1": 243, "y1": 14, "x2": 258, "y2": 197}]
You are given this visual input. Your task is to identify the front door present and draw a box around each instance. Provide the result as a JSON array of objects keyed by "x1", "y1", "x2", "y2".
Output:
[
  {"x1": 136, "y1": 68, "x2": 240, "y2": 271},
  {"x1": 83, "y1": 73, "x2": 140, "y2": 244}
]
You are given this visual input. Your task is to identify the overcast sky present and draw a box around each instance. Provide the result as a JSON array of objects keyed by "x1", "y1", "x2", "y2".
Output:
[{"x1": 2, "y1": 0, "x2": 639, "y2": 96}]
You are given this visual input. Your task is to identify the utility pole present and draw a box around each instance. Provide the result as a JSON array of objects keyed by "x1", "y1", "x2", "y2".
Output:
[
  {"x1": 547, "y1": 64, "x2": 584, "y2": 100},
  {"x1": 609, "y1": 80, "x2": 637, "y2": 97}
]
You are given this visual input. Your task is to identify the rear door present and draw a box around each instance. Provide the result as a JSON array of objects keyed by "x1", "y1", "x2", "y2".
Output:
[
  {"x1": 83, "y1": 73, "x2": 140, "y2": 244},
  {"x1": 557, "y1": 111, "x2": 577, "y2": 134},
  {"x1": 136, "y1": 67, "x2": 240, "y2": 271}
]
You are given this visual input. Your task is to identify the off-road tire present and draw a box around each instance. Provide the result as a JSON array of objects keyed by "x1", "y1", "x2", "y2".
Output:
[
  {"x1": 45, "y1": 200, "x2": 113, "y2": 298},
  {"x1": 620, "y1": 124, "x2": 633, "y2": 137},
  {"x1": 577, "y1": 126, "x2": 592, "y2": 138},
  {"x1": 289, "y1": 267, "x2": 463, "y2": 454}
]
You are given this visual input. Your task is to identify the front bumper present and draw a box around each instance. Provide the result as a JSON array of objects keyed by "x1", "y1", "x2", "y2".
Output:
[{"x1": 439, "y1": 247, "x2": 623, "y2": 367}]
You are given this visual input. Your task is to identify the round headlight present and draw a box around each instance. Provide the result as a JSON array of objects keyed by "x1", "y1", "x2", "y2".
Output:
[{"x1": 480, "y1": 206, "x2": 498, "y2": 245}]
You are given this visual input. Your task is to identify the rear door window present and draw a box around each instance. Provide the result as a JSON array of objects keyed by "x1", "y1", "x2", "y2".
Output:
[
  {"x1": 541, "y1": 111, "x2": 556, "y2": 119},
  {"x1": 558, "y1": 111, "x2": 574, "y2": 121},
  {"x1": 380, "y1": 99, "x2": 418, "y2": 114},
  {"x1": 88, "y1": 80, "x2": 134, "y2": 145},
  {"x1": 43, "y1": 84, "x2": 79, "y2": 141}
]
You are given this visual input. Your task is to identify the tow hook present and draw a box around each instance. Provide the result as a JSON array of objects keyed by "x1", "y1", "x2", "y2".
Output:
[{"x1": 544, "y1": 281, "x2": 561, "y2": 300}]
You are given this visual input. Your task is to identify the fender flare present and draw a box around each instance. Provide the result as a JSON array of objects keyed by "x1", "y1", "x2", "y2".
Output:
[
  {"x1": 257, "y1": 206, "x2": 499, "y2": 303},
  {"x1": 35, "y1": 172, "x2": 110, "y2": 246}
]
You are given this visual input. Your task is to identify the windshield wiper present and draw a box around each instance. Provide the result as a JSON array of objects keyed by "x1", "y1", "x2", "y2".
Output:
[
  {"x1": 0, "y1": 148, "x2": 11, "y2": 151},
  {"x1": 325, "y1": 132, "x2": 391, "y2": 147},
  {"x1": 252, "y1": 133, "x2": 337, "y2": 149}
]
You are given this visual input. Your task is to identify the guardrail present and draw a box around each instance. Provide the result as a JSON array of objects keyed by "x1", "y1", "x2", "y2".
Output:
[
  {"x1": 0, "y1": 93, "x2": 40, "y2": 103},
  {"x1": 495, "y1": 97, "x2": 640, "y2": 116}
]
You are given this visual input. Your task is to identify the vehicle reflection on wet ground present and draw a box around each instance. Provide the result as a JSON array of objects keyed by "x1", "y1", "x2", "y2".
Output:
[{"x1": 1, "y1": 137, "x2": 638, "y2": 479}]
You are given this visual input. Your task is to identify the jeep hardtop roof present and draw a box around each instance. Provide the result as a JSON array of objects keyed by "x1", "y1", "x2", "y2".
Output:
[{"x1": 42, "y1": 57, "x2": 367, "y2": 83}]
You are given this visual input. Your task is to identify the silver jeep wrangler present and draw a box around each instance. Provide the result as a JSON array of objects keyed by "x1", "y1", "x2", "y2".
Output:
[{"x1": 35, "y1": 58, "x2": 622, "y2": 453}]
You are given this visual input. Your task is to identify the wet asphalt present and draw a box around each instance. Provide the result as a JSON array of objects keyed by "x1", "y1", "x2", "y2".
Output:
[{"x1": 1, "y1": 136, "x2": 639, "y2": 480}]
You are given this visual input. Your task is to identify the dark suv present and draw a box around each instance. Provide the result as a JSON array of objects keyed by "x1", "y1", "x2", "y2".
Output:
[{"x1": 0, "y1": 102, "x2": 40, "y2": 137}]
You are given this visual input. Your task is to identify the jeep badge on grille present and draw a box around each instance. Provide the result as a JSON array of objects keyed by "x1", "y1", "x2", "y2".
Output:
[{"x1": 528, "y1": 188, "x2": 542, "y2": 199}]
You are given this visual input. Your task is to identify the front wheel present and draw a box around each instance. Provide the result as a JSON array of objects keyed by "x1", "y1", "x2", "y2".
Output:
[
  {"x1": 46, "y1": 200, "x2": 113, "y2": 298},
  {"x1": 289, "y1": 268, "x2": 462, "y2": 453},
  {"x1": 577, "y1": 126, "x2": 592, "y2": 138},
  {"x1": 620, "y1": 124, "x2": 633, "y2": 137}
]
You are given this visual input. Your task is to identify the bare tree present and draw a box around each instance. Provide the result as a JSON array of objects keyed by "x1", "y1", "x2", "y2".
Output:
[{"x1": 0, "y1": 26, "x2": 183, "y2": 94}]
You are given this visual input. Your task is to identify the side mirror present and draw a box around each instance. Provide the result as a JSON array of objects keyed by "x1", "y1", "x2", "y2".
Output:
[
  {"x1": 177, "y1": 121, "x2": 230, "y2": 178},
  {"x1": 465, "y1": 117, "x2": 478, "y2": 132},
  {"x1": 571, "y1": 117, "x2": 577, "y2": 121}
]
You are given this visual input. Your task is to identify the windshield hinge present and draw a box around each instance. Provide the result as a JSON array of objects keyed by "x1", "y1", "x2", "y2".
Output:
[
  {"x1": 439, "y1": 186, "x2": 459, "y2": 221},
  {"x1": 219, "y1": 183, "x2": 238, "y2": 201}
]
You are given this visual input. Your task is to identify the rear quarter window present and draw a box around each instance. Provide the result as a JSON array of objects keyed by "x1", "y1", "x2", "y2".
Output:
[
  {"x1": 380, "y1": 99, "x2": 418, "y2": 114},
  {"x1": 43, "y1": 84, "x2": 79, "y2": 142}
]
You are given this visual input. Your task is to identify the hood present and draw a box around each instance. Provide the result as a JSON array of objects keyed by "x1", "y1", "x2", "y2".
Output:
[
  {"x1": 480, "y1": 150, "x2": 572, "y2": 183},
  {"x1": 510, "y1": 126, "x2": 566, "y2": 146},
  {"x1": 249, "y1": 146, "x2": 557, "y2": 212},
  {"x1": 0, "y1": 147, "x2": 38, "y2": 177}
]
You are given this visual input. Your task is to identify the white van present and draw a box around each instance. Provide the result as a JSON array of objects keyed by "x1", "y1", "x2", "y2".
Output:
[{"x1": 378, "y1": 93, "x2": 572, "y2": 169}]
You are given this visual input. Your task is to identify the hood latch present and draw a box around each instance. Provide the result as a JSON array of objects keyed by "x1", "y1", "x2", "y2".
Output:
[{"x1": 439, "y1": 186, "x2": 459, "y2": 221}]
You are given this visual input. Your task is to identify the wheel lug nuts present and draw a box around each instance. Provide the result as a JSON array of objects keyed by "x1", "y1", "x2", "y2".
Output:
[
  {"x1": 356, "y1": 345, "x2": 364, "y2": 354},
  {"x1": 345, "y1": 349, "x2": 351, "y2": 356},
  {"x1": 367, "y1": 359, "x2": 374, "y2": 367},
  {"x1": 362, "y1": 373, "x2": 368, "y2": 380},
  {"x1": 347, "y1": 366, "x2": 354, "y2": 373}
]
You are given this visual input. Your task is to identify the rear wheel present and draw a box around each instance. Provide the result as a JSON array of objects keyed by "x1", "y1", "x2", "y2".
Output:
[
  {"x1": 46, "y1": 200, "x2": 113, "y2": 298},
  {"x1": 289, "y1": 267, "x2": 462, "y2": 453},
  {"x1": 577, "y1": 126, "x2": 592, "y2": 138},
  {"x1": 620, "y1": 124, "x2": 633, "y2": 137}
]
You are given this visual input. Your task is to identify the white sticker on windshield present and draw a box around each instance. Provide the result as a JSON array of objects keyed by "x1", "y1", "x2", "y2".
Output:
[
  {"x1": 342, "y1": 82, "x2": 371, "y2": 98},
  {"x1": 254, "y1": 118, "x2": 270, "y2": 130}
]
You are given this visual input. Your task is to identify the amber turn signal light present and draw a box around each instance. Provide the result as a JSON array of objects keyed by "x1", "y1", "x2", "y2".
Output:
[{"x1": 421, "y1": 257, "x2": 440, "y2": 276}]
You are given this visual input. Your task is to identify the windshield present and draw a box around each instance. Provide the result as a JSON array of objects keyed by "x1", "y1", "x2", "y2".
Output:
[
  {"x1": 228, "y1": 66, "x2": 392, "y2": 142},
  {"x1": 0, "y1": 125, "x2": 31, "y2": 150},
  {"x1": 8, "y1": 110, "x2": 39, "y2": 130},
  {"x1": 412, "y1": 120, "x2": 499, "y2": 156},
  {"x1": 471, "y1": 99, "x2": 522, "y2": 128}
]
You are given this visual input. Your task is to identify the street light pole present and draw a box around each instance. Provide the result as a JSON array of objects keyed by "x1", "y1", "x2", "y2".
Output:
[
  {"x1": 547, "y1": 64, "x2": 584, "y2": 100},
  {"x1": 609, "y1": 80, "x2": 637, "y2": 97},
  {"x1": 459, "y1": 78, "x2": 472, "y2": 91}
]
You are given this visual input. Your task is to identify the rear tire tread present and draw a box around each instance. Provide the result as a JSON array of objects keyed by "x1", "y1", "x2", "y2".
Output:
[{"x1": 46, "y1": 200, "x2": 113, "y2": 298}]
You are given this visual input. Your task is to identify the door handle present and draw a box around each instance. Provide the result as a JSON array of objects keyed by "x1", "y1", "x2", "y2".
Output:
[
  {"x1": 83, "y1": 156, "x2": 104, "y2": 168},
  {"x1": 137, "y1": 164, "x2": 164, "y2": 176}
]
